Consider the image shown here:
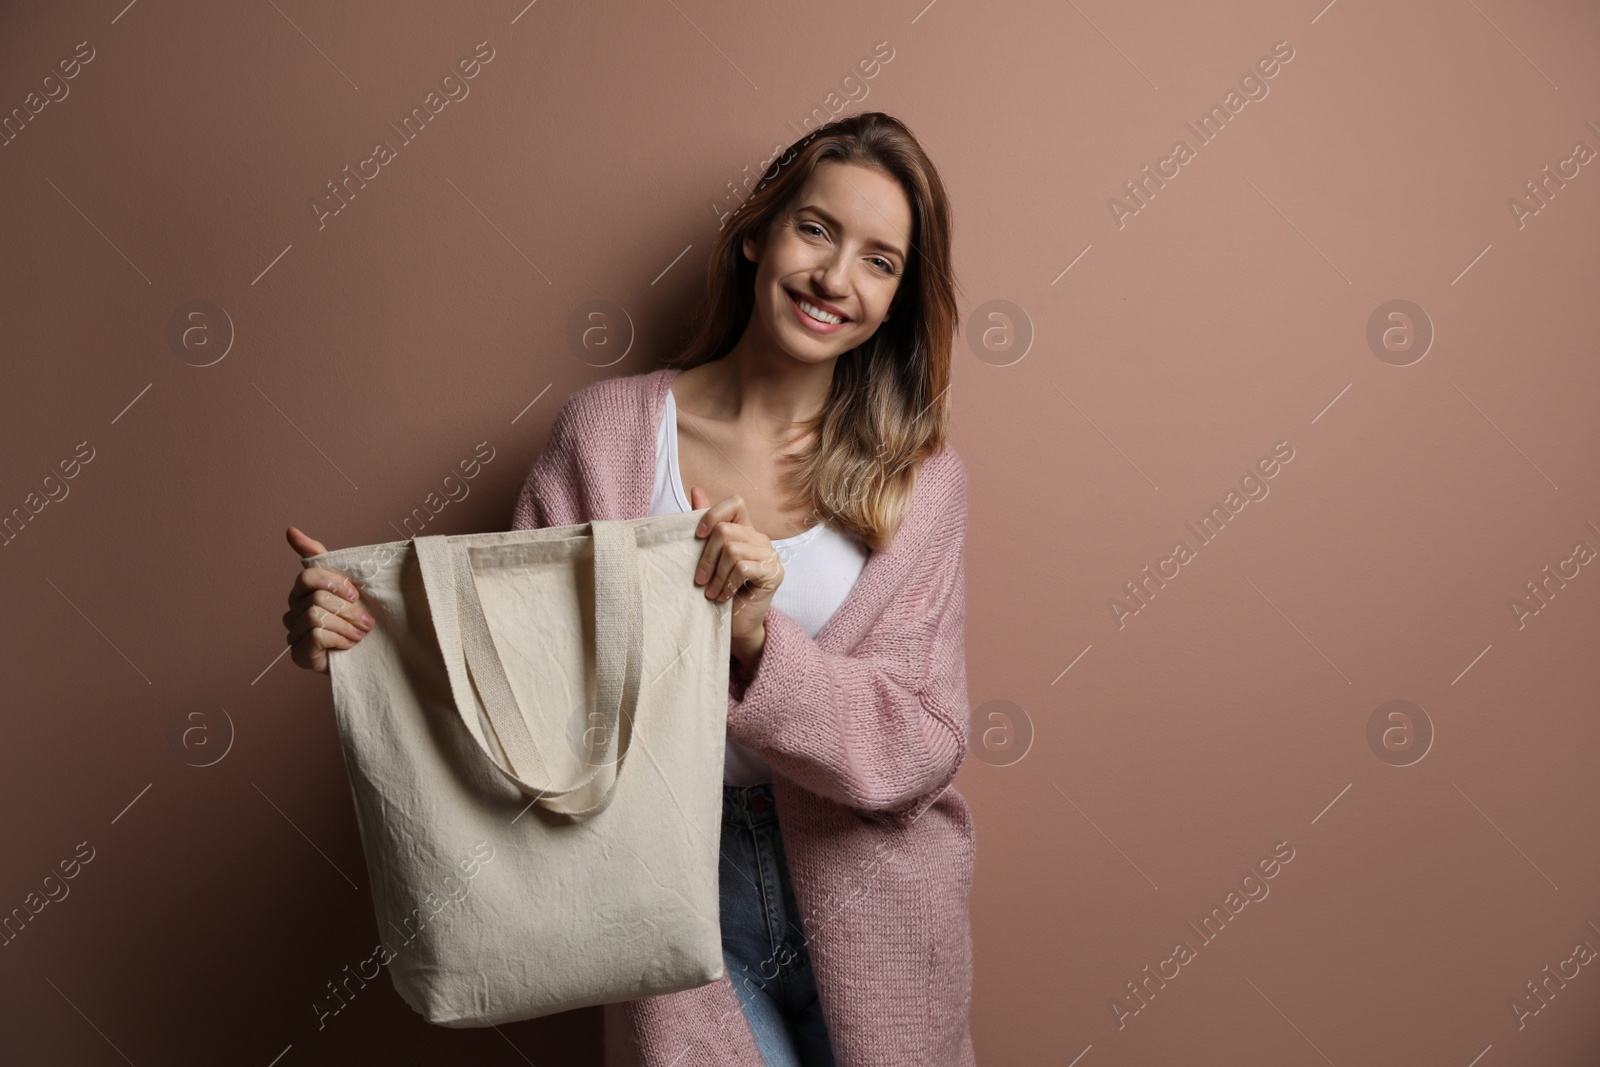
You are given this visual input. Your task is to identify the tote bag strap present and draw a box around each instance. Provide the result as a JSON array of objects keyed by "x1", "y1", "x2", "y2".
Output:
[{"x1": 415, "y1": 522, "x2": 645, "y2": 820}]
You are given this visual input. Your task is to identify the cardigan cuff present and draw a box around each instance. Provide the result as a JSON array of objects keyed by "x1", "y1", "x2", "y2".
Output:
[{"x1": 724, "y1": 606, "x2": 808, "y2": 749}]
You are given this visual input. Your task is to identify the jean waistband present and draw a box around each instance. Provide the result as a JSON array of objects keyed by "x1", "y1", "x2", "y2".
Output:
[{"x1": 722, "y1": 782, "x2": 778, "y2": 827}]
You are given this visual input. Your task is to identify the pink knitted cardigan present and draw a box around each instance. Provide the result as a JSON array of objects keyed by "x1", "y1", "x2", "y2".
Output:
[{"x1": 509, "y1": 366, "x2": 977, "y2": 1067}]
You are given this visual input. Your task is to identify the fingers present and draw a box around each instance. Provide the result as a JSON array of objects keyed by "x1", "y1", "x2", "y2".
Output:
[
  {"x1": 290, "y1": 565, "x2": 361, "y2": 607},
  {"x1": 702, "y1": 539, "x2": 782, "y2": 601},
  {"x1": 286, "y1": 525, "x2": 329, "y2": 558},
  {"x1": 706, "y1": 553, "x2": 745, "y2": 600},
  {"x1": 284, "y1": 589, "x2": 372, "y2": 643},
  {"x1": 692, "y1": 497, "x2": 753, "y2": 584},
  {"x1": 694, "y1": 519, "x2": 744, "y2": 594},
  {"x1": 293, "y1": 624, "x2": 354, "y2": 656},
  {"x1": 688, "y1": 492, "x2": 786, "y2": 599},
  {"x1": 690, "y1": 490, "x2": 747, "y2": 536},
  {"x1": 288, "y1": 626, "x2": 351, "y2": 674},
  {"x1": 284, "y1": 560, "x2": 372, "y2": 675}
]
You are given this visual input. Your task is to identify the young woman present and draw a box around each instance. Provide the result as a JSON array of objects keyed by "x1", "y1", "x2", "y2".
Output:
[{"x1": 284, "y1": 111, "x2": 976, "y2": 1067}]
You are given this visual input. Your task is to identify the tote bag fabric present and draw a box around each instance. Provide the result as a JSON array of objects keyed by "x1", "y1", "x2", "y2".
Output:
[{"x1": 300, "y1": 509, "x2": 731, "y2": 1027}]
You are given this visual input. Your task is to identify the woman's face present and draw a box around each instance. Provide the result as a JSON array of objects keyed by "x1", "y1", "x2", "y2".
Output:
[{"x1": 743, "y1": 160, "x2": 913, "y2": 365}]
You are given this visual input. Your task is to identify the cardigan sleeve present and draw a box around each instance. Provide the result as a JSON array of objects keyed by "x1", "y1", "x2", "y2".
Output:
[
  {"x1": 724, "y1": 456, "x2": 970, "y2": 820},
  {"x1": 508, "y1": 395, "x2": 586, "y2": 532}
]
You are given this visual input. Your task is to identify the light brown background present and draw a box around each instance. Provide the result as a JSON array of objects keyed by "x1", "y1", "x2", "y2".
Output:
[{"x1": 2, "y1": 0, "x2": 1598, "y2": 1064}]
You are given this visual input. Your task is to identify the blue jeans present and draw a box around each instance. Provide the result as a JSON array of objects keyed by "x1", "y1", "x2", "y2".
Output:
[{"x1": 721, "y1": 783, "x2": 838, "y2": 1067}]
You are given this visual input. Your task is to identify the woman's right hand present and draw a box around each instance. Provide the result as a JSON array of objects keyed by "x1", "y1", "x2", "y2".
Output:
[{"x1": 284, "y1": 525, "x2": 375, "y2": 675}]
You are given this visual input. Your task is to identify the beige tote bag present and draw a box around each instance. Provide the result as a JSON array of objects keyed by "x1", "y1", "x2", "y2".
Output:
[{"x1": 301, "y1": 509, "x2": 730, "y2": 1027}]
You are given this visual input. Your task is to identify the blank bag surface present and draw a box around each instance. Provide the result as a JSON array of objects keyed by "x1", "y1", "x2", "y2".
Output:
[{"x1": 301, "y1": 510, "x2": 731, "y2": 1027}]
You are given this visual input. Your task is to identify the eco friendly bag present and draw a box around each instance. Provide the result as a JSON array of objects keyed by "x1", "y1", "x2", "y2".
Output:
[{"x1": 300, "y1": 509, "x2": 730, "y2": 1027}]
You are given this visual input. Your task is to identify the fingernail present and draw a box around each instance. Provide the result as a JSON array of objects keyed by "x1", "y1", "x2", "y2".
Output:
[
  {"x1": 696, "y1": 522, "x2": 706, "y2": 536},
  {"x1": 345, "y1": 586, "x2": 358, "y2": 600},
  {"x1": 695, "y1": 566, "x2": 708, "y2": 583},
  {"x1": 361, "y1": 614, "x2": 374, "y2": 628}
]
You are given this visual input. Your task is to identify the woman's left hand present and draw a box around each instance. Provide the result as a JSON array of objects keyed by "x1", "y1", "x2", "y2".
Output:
[{"x1": 688, "y1": 486, "x2": 783, "y2": 669}]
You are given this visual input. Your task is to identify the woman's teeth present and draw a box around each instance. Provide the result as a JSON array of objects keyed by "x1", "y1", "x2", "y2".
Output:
[{"x1": 794, "y1": 294, "x2": 844, "y2": 324}]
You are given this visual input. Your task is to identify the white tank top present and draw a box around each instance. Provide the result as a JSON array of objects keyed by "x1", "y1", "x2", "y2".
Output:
[{"x1": 648, "y1": 386, "x2": 870, "y2": 785}]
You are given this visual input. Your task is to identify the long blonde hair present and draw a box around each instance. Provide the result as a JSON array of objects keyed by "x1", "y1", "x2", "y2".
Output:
[{"x1": 667, "y1": 112, "x2": 960, "y2": 552}]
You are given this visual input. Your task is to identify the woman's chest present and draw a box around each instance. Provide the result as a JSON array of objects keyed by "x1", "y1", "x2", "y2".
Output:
[{"x1": 675, "y1": 415, "x2": 817, "y2": 542}]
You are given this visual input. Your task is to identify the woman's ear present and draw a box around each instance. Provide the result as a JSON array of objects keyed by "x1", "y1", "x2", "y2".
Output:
[{"x1": 741, "y1": 226, "x2": 764, "y2": 264}]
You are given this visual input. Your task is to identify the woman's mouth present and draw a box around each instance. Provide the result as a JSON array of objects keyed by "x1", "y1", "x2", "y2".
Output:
[{"x1": 786, "y1": 289, "x2": 848, "y2": 334}]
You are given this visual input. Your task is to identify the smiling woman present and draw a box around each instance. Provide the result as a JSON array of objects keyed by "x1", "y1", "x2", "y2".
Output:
[{"x1": 530, "y1": 111, "x2": 975, "y2": 1066}]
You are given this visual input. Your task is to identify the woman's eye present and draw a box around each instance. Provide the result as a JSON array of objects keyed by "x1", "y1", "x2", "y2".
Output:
[{"x1": 797, "y1": 220, "x2": 896, "y2": 274}]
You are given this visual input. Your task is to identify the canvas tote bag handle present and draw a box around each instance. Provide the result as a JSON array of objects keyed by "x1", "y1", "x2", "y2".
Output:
[{"x1": 414, "y1": 522, "x2": 645, "y2": 820}]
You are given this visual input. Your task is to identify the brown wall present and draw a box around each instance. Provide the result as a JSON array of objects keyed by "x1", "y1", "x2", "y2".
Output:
[{"x1": 3, "y1": 0, "x2": 1598, "y2": 1063}]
